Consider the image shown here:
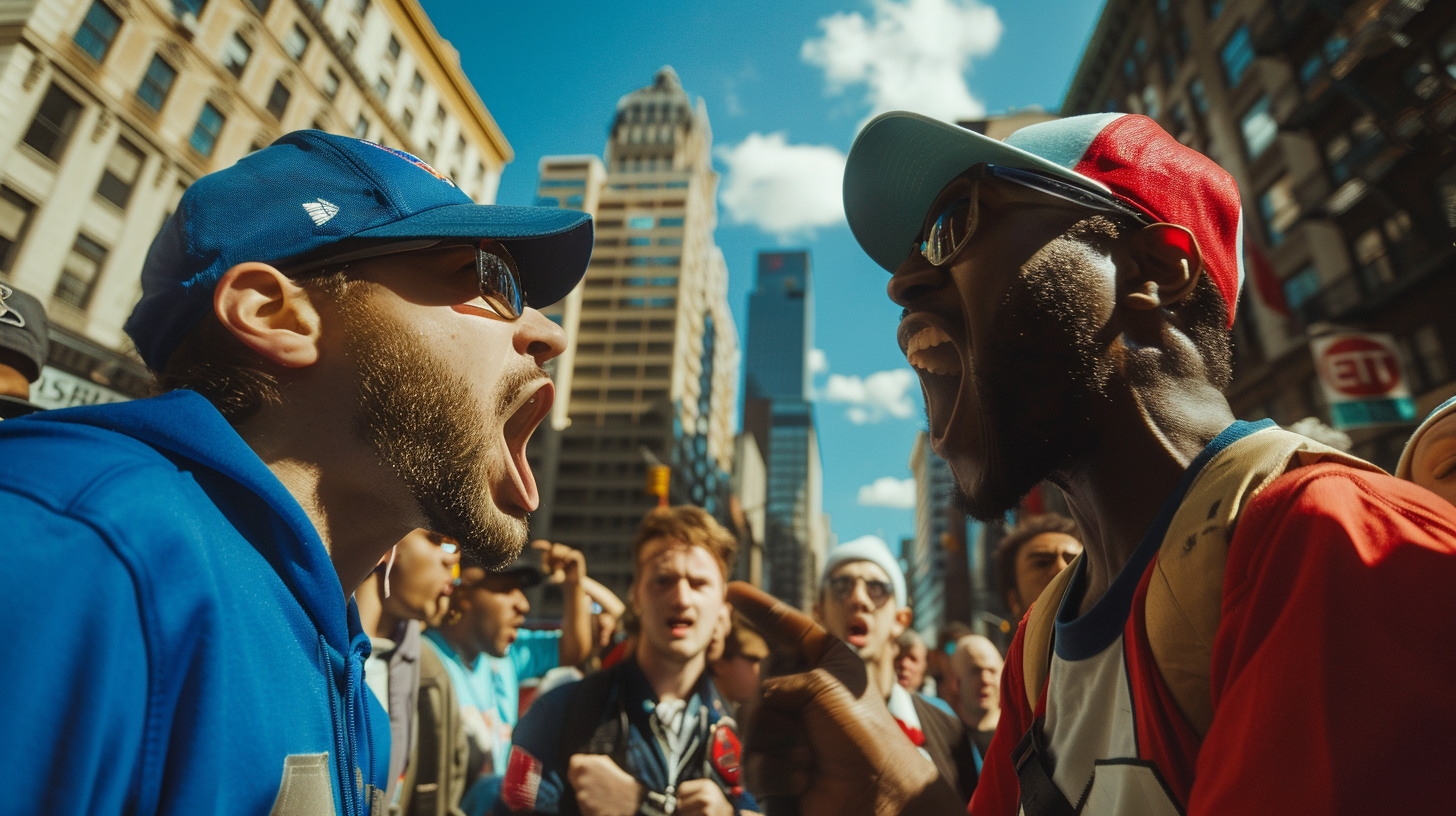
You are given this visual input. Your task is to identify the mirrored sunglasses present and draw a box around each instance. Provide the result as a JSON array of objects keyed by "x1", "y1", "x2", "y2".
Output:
[
  {"x1": 826, "y1": 574, "x2": 894, "y2": 606},
  {"x1": 920, "y1": 164, "x2": 1154, "y2": 267},
  {"x1": 283, "y1": 238, "x2": 524, "y2": 320}
]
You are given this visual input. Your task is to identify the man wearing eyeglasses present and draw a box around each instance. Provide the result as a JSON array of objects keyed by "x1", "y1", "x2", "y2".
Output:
[
  {"x1": 0, "y1": 132, "x2": 589, "y2": 816},
  {"x1": 727, "y1": 112, "x2": 1456, "y2": 816},
  {"x1": 813, "y1": 538, "x2": 978, "y2": 806}
]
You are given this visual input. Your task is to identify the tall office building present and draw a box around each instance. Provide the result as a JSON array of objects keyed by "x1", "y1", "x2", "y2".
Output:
[
  {"x1": 742, "y1": 250, "x2": 828, "y2": 610},
  {"x1": 907, "y1": 432, "x2": 970, "y2": 637},
  {"x1": 0, "y1": 0, "x2": 511, "y2": 407},
  {"x1": 530, "y1": 67, "x2": 740, "y2": 599},
  {"x1": 1062, "y1": 0, "x2": 1456, "y2": 468}
]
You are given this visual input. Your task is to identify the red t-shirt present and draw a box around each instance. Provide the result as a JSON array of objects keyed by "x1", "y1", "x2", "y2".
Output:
[{"x1": 971, "y1": 463, "x2": 1456, "y2": 816}]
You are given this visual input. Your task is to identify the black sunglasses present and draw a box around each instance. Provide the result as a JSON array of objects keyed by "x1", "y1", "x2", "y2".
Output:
[
  {"x1": 919, "y1": 164, "x2": 1154, "y2": 267},
  {"x1": 826, "y1": 574, "x2": 895, "y2": 607},
  {"x1": 283, "y1": 238, "x2": 524, "y2": 320}
]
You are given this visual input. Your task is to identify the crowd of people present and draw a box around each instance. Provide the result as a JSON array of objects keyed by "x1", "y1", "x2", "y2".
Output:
[{"x1": 3, "y1": 111, "x2": 1456, "y2": 816}]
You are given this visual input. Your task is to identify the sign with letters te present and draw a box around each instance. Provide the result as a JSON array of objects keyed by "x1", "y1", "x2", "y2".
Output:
[{"x1": 1310, "y1": 332, "x2": 1417, "y2": 430}]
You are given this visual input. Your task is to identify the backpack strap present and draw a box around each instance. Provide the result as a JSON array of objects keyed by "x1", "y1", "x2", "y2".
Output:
[
  {"x1": 558, "y1": 663, "x2": 630, "y2": 816},
  {"x1": 1020, "y1": 552, "x2": 1082, "y2": 713},
  {"x1": 1146, "y1": 427, "x2": 1381, "y2": 736}
]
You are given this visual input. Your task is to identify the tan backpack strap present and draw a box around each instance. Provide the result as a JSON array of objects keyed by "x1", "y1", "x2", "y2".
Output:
[
  {"x1": 1020, "y1": 552, "x2": 1082, "y2": 712},
  {"x1": 1146, "y1": 427, "x2": 1382, "y2": 737}
]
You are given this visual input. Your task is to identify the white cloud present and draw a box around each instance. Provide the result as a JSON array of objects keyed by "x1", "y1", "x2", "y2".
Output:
[
  {"x1": 824, "y1": 368, "x2": 917, "y2": 423},
  {"x1": 840, "y1": 533, "x2": 892, "y2": 551},
  {"x1": 717, "y1": 132, "x2": 847, "y2": 239},
  {"x1": 801, "y1": 0, "x2": 1003, "y2": 125},
  {"x1": 857, "y1": 476, "x2": 917, "y2": 508},
  {"x1": 809, "y1": 348, "x2": 829, "y2": 375}
]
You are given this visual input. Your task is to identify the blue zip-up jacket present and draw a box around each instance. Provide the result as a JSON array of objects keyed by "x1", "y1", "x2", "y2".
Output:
[{"x1": 0, "y1": 390, "x2": 389, "y2": 815}]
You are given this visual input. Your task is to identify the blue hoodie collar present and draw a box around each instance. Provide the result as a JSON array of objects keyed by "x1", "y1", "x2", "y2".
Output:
[{"x1": 35, "y1": 389, "x2": 363, "y2": 655}]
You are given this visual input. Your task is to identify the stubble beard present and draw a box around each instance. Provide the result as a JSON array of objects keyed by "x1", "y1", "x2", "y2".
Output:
[
  {"x1": 956, "y1": 233, "x2": 1116, "y2": 522},
  {"x1": 343, "y1": 299, "x2": 535, "y2": 570}
]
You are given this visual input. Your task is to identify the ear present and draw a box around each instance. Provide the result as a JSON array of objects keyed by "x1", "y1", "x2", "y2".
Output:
[
  {"x1": 811, "y1": 602, "x2": 824, "y2": 626},
  {"x1": 897, "y1": 606, "x2": 913, "y2": 631},
  {"x1": 1005, "y1": 589, "x2": 1021, "y2": 616},
  {"x1": 214, "y1": 262, "x2": 324, "y2": 368},
  {"x1": 1123, "y1": 224, "x2": 1203, "y2": 311}
]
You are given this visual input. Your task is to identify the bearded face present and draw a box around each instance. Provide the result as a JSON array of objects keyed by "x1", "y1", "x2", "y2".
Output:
[{"x1": 342, "y1": 295, "x2": 544, "y2": 569}]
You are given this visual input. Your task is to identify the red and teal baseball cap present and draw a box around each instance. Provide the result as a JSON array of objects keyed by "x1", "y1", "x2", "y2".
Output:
[
  {"x1": 126, "y1": 130, "x2": 593, "y2": 371},
  {"x1": 843, "y1": 112, "x2": 1245, "y2": 327}
]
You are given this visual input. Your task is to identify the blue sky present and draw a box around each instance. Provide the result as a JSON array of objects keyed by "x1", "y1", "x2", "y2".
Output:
[{"x1": 420, "y1": 0, "x2": 1106, "y2": 553}]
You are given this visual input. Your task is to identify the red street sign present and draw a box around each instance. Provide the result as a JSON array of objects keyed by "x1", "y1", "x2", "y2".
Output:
[{"x1": 1318, "y1": 336, "x2": 1404, "y2": 397}]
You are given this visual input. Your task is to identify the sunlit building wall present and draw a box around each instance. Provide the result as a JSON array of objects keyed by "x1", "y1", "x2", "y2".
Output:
[{"x1": 0, "y1": 0, "x2": 510, "y2": 404}]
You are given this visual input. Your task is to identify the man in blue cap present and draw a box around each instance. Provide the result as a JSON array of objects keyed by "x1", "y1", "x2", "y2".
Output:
[{"x1": 0, "y1": 132, "x2": 591, "y2": 816}]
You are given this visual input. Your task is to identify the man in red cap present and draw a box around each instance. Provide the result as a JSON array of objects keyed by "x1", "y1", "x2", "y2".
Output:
[{"x1": 730, "y1": 112, "x2": 1456, "y2": 816}]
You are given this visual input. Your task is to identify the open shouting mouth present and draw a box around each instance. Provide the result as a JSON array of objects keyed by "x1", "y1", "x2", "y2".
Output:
[
  {"x1": 497, "y1": 380, "x2": 553, "y2": 514},
  {"x1": 900, "y1": 312, "x2": 966, "y2": 454}
]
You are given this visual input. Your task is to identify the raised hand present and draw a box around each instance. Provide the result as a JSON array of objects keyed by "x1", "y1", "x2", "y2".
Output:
[{"x1": 727, "y1": 582, "x2": 962, "y2": 816}]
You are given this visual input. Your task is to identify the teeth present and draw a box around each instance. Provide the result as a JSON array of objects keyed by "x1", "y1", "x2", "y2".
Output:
[{"x1": 905, "y1": 326, "x2": 963, "y2": 375}]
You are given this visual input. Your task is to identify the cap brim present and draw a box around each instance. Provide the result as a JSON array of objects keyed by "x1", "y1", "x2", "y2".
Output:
[
  {"x1": 843, "y1": 111, "x2": 1109, "y2": 273},
  {"x1": 355, "y1": 204, "x2": 593, "y2": 308}
]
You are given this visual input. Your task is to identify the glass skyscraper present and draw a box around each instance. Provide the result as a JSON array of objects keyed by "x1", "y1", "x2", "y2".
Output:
[{"x1": 743, "y1": 251, "x2": 828, "y2": 609}]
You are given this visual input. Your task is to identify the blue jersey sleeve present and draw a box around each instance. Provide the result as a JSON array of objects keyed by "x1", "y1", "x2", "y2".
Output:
[
  {"x1": 0, "y1": 493, "x2": 150, "y2": 816},
  {"x1": 493, "y1": 682, "x2": 578, "y2": 815},
  {"x1": 511, "y1": 628, "x2": 562, "y2": 682}
]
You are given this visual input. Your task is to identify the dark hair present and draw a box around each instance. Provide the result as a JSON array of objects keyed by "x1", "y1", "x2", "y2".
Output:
[
  {"x1": 993, "y1": 513, "x2": 1081, "y2": 600},
  {"x1": 632, "y1": 505, "x2": 738, "y2": 581},
  {"x1": 152, "y1": 270, "x2": 355, "y2": 424}
]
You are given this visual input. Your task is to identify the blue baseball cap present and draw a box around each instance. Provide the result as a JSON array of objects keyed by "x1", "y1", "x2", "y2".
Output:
[{"x1": 126, "y1": 130, "x2": 593, "y2": 371}]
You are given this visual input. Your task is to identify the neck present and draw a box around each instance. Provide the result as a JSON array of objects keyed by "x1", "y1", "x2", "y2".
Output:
[
  {"x1": 1053, "y1": 378, "x2": 1234, "y2": 616},
  {"x1": 354, "y1": 573, "x2": 403, "y2": 640},
  {"x1": 440, "y1": 625, "x2": 483, "y2": 668},
  {"x1": 236, "y1": 403, "x2": 424, "y2": 598},
  {"x1": 976, "y1": 708, "x2": 1000, "y2": 732},
  {"x1": 0, "y1": 365, "x2": 30, "y2": 399},
  {"x1": 635, "y1": 640, "x2": 704, "y2": 704}
]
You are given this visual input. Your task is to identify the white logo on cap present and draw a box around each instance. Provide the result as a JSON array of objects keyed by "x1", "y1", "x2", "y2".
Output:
[
  {"x1": 0, "y1": 283, "x2": 24, "y2": 329},
  {"x1": 302, "y1": 198, "x2": 340, "y2": 226}
]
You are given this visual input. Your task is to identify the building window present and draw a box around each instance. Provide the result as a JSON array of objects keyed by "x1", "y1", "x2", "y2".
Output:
[
  {"x1": 1436, "y1": 165, "x2": 1456, "y2": 231},
  {"x1": 386, "y1": 35, "x2": 401, "y2": 61},
  {"x1": 436, "y1": 104, "x2": 446, "y2": 122},
  {"x1": 353, "y1": 0, "x2": 369, "y2": 17},
  {"x1": 54, "y1": 234, "x2": 108, "y2": 310},
  {"x1": 283, "y1": 24, "x2": 309, "y2": 61},
  {"x1": 1299, "y1": 53, "x2": 1324, "y2": 87},
  {"x1": 96, "y1": 137, "x2": 145, "y2": 209},
  {"x1": 1221, "y1": 25, "x2": 1255, "y2": 86},
  {"x1": 627, "y1": 216, "x2": 655, "y2": 230},
  {"x1": 401, "y1": 109, "x2": 414, "y2": 130},
  {"x1": 1354, "y1": 226, "x2": 1395, "y2": 290},
  {"x1": 74, "y1": 1, "x2": 121, "y2": 62},
  {"x1": 174, "y1": 0, "x2": 207, "y2": 17},
  {"x1": 247, "y1": 0, "x2": 272, "y2": 13},
  {"x1": 534, "y1": 196, "x2": 559, "y2": 208},
  {"x1": 1282, "y1": 265, "x2": 1320, "y2": 313},
  {"x1": 411, "y1": 71, "x2": 424, "y2": 95},
  {"x1": 658, "y1": 216, "x2": 684, "y2": 227},
  {"x1": 1141, "y1": 85, "x2": 1159, "y2": 118},
  {"x1": 321, "y1": 69, "x2": 339, "y2": 100},
  {"x1": 266, "y1": 80, "x2": 291, "y2": 120},
  {"x1": 375, "y1": 77, "x2": 390, "y2": 100},
  {"x1": 342, "y1": 31, "x2": 357, "y2": 54},
  {"x1": 1258, "y1": 175, "x2": 1298, "y2": 246},
  {"x1": 1408, "y1": 324, "x2": 1450, "y2": 392},
  {"x1": 425, "y1": 141, "x2": 436, "y2": 161},
  {"x1": 1207, "y1": 0, "x2": 1224, "y2": 18},
  {"x1": 189, "y1": 102, "x2": 225, "y2": 157},
  {"x1": 0, "y1": 188, "x2": 37, "y2": 273},
  {"x1": 136, "y1": 54, "x2": 177, "y2": 111},
  {"x1": 23, "y1": 84, "x2": 84, "y2": 162},
  {"x1": 354, "y1": 115, "x2": 368, "y2": 139},
  {"x1": 1240, "y1": 96, "x2": 1277, "y2": 159},
  {"x1": 626, "y1": 237, "x2": 651, "y2": 247},
  {"x1": 221, "y1": 33, "x2": 251, "y2": 79},
  {"x1": 1188, "y1": 78, "x2": 1209, "y2": 115}
]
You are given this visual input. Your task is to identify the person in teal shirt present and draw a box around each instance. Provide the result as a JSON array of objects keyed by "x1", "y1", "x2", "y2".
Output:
[{"x1": 427, "y1": 543, "x2": 594, "y2": 814}]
